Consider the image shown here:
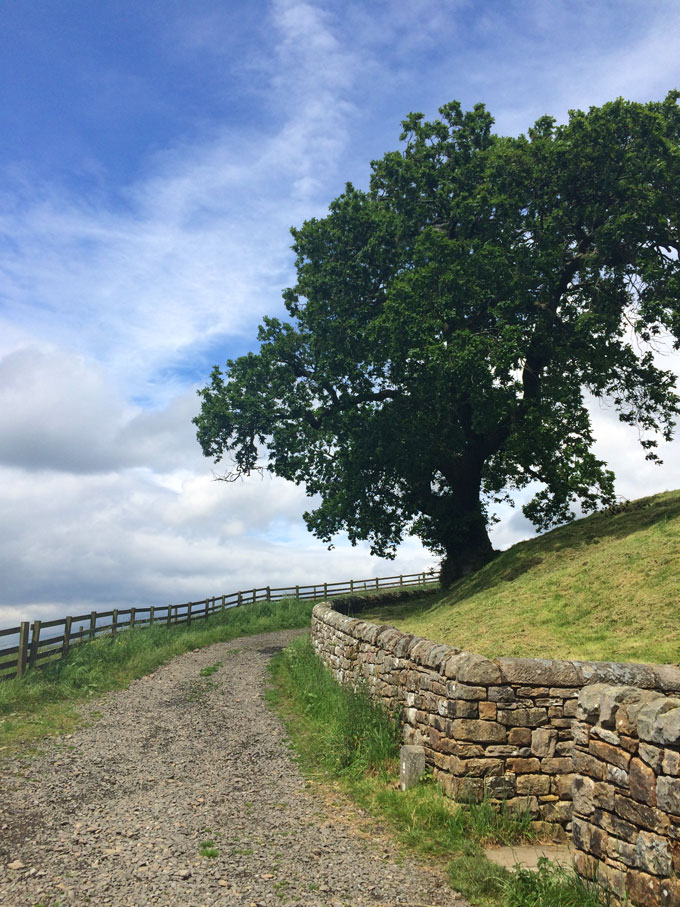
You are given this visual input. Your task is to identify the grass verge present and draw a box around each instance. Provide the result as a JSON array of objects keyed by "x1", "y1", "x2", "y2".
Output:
[
  {"x1": 0, "y1": 595, "x2": 316, "y2": 757},
  {"x1": 360, "y1": 489, "x2": 680, "y2": 664},
  {"x1": 268, "y1": 636, "x2": 608, "y2": 906}
]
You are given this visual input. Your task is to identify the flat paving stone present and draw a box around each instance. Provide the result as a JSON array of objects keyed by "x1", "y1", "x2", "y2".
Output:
[{"x1": 484, "y1": 844, "x2": 573, "y2": 871}]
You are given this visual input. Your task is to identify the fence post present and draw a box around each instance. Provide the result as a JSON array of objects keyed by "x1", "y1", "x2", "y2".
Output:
[
  {"x1": 17, "y1": 622, "x2": 29, "y2": 678},
  {"x1": 112, "y1": 610, "x2": 118, "y2": 636},
  {"x1": 130, "y1": 608, "x2": 136, "y2": 630},
  {"x1": 350, "y1": 578, "x2": 354, "y2": 593},
  {"x1": 205, "y1": 599, "x2": 209, "y2": 620},
  {"x1": 400, "y1": 574, "x2": 403, "y2": 587},
  {"x1": 187, "y1": 603, "x2": 192, "y2": 627},
  {"x1": 295, "y1": 585, "x2": 299, "y2": 600},
  {"x1": 89, "y1": 611, "x2": 97, "y2": 641},
  {"x1": 62, "y1": 616, "x2": 72, "y2": 657},
  {"x1": 29, "y1": 620, "x2": 41, "y2": 668},
  {"x1": 323, "y1": 582, "x2": 327, "y2": 600},
  {"x1": 375, "y1": 577, "x2": 379, "y2": 591},
  {"x1": 266, "y1": 586, "x2": 271, "y2": 602},
  {"x1": 221, "y1": 595, "x2": 226, "y2": 611},
  {"x1": 150, "y1": 606, "x2": 155, "y2": 626}
]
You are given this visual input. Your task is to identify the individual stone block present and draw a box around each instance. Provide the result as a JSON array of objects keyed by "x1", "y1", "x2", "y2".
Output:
[
  {"x1": 509, "y1": 727, "x2": 532, "y2": 746},
  {"x1": 657, "y1": 777, "x2": 680, "y2": 816},
  {"x1": 663, "y1": 750, "x2": 680, "y2": 776},
  {"x1": 573, "y1": 749, "x2": 607, "y2": 781},
  {"x1": 488, "y1": 685, "x2": 515, "y2": 702},
  {"x1": 504, "y1": 795, "x2": 539, "y2": 817},
  {"x1": 639, "y1": 742, "x2": 664, "y2": 772},
  {"x1": 485, "y1": 776, "x2": 516, "y2": 799},
  {"x1": 506, "y1": 757, "x2": 540, "y2": 773},
  {"x1": 531, "y1": 727, "x2": 557, "y2": 757},
  {"x1": 636, "y1": 830, "x2": 672, "y2": 877},
  {"x1": 478, "y1": 701, "x2": 497, "y2": 720},
  {"x1": 449, "y1": 719, "x2": 506, "y2": 742},
  {"x1": 449, "y1": 756, "x2": 503, "y2": 777},
  {"x1": 572, "y1": 775, "x2": 595, "y2": 816},
  {"x1": 609, "y1": 834, "x2": 638, "y2": 867},
  {"x1": 589, "y1": 738, "x2": 631, "y2": 771},
  {"x1": 497, "y1": 657, "x2": 580, "y2": 687},
  {"x1": 626, "y1": 868, "x2": 661, "y2": 906},
  {"x1": 443, "y1": 651, "x2": 502, "y2": 685},
  {"x1": 638, "y1": 698, "x2": 680, "y2": 745},
  {"x1": 497, "y1": 707, "x2": 548, "y2": 728},
  {"x1": 615, "y1": 793, "x2": 670, "y2": 833},
  {"x1": 516, "y1": 773, "x2": 551, "y2": 796},
  {"x1": 541, "y1": 756, "x2": 574, "y2": 774},
  {"x1": 445, "y1": 681, "x2": 487, "y2": 700},
  {"x1": 630, "y1": 757, "x2": 657, "y2": 806}
]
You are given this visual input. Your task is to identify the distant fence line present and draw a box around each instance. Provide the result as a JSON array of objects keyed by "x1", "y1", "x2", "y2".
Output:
[{"x1": 0, "y1": 571, "x2": 437, "y2": 682}]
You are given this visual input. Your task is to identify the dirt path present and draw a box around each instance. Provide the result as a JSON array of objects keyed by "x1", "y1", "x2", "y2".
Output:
[{"x1": 0, "y1": 629, "x2": 468, "y2": 907}]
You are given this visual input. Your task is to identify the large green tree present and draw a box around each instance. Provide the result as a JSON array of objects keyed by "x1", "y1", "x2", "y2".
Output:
[{"x1": 195, "y1": 93, "x2": 680, "y2": 585}]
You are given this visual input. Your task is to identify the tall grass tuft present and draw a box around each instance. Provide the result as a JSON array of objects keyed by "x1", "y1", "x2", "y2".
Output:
[
  {"x1": 268, "y1": 635, "x2": 400, "y2": 778},
  {"x1": 502, "y1": 858, "x2": 611, "y2": 907}
]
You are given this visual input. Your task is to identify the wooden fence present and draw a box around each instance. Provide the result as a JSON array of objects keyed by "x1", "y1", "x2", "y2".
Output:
[{"x1": 0, "y1": 571, "x2": 437, "y2": 682}]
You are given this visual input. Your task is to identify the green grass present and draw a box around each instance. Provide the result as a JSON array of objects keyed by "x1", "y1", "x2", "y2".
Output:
[
  {"x1": 199, "y1": 839, "x2": 220, "y2": 859},
  {"x1": 360, "y1": 489, "x2": 680, "y2": 664},
  {"x1": 266, "y1": 636, "x2": 605, "y2": 907},
  {"x1": 0, "y1": 595, "x2": 317, "y2": 756}
]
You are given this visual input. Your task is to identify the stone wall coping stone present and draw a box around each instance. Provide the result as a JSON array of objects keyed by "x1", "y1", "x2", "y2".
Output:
[
  {"x1": 312, "y1": 603, "x2": 680, "y2": 692},
  {"x1": 576, "y1": 684, "x2": 680, "y2": 745}
]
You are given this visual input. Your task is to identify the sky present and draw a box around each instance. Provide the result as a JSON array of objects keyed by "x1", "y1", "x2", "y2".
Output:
[{"x1": 1, "y1": 0, "x2": 680, "y2": 628}]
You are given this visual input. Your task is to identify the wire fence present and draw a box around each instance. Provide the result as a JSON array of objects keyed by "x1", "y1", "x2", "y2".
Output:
[{"x1": 0, "y1": 570, "x2": 438, "y2": 682}]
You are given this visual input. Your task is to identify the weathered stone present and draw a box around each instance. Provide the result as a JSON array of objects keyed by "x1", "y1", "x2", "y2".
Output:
[
  {"x1": 573, "y1": 848, "x2": 597, "y2": 881},
  {"x1": 508, "y1": 727, "x2": 531, "y2": 746},
  {"x1": 597, "y1": 860, "x2": 627, "y2": 898},
  {"x1": 638, "y1": 698, "x2": 680, "y2": 744},
  {"x1": 478, "y1": 701, "x2": 497, "y2": 720},
  {"x1": 591, "y1": 725, "x2": 621, "y2": 746},
  {"x1": 572, "y1": 721, "x2": 590, "y2": 747},
  {"x1": 578, "y1": 683, "x2": 616, "y2": 723},
  {"x1": 485, "y1": 776, "x2": 516, "y2": 799},
  {"x1": 531, "y1": 727, "x2": 557, "y2": 758},
  {"x1": 497, "y1": 657, "x2": 580, "y2": 687},
  {"x1": 449, "y1": 756, "x2": 503, "y2": 777},
  {"x1": 485, "y1": 745, "x2": 517, "y2": 756},
  {"x1": 400, "y1": 745, "x2": 426, "y2": 791},
  {"x1": 652, "y1": 664, "x2": 680, "y2": 693},
  {"x1": 664, "y1": 750, "x2": 680, "y2": 776},
  {"x1": 506, "y1": 757, "x2": 540, "y2": 773},
  {"x1": 615, "y1": 792, "x2": 670, "y2": 833},
  {"x1": 661, "y1": 877, "x2": 680, "y2": 907},
  {"x1": 554, "y1": 773, "x2": 577, "y2": 799},
  {"x1": 609, "y1": 835, "x2": 638, "y2": 867},
  {"x1": 504, "y1": 795, "x2": 539, "y2": 817},
  {"x1": 595, "y1": 807, "x2": 638, "y2": 843},
  {"x1": 658, "y1": 777, "x2": 680, "y2": 817},
  {"x1": 497, "y1": 708, "x2": 547, "y2": 728},
  {"x1": 606, "y1": 764, "x2": 629, "y2": 788},
  {"x1": 630, "y1": 757, "x2": 657, "y2": 806},
  {"x1": 443, "y1": 651, "x2": 501, "y2": 685},
  {"x1": 487, "y1": 685, "x2": 515, "y2": 702},
  {"x1": 577, "y1": 661, "x2": 658, "y2": 689},
  {"x1": 445, "y1": 681, "x2": 487, "y2": 701},
  {"x1": 589, "y1": 738, "x2": 631, "y2": 771},
  {"x1": 539, "y1": 799, "x2": 572, "y2": 824},
  {"x1": 448, "y1": 720, "x2": 506, "y2": 742},
  {"x1": 636, "y1": 830, "x2": 672, "y2": 876},
  {"x1": 572, "y1": 749, "x2": 607, "y2": 781},
  {"x1": 516, "y1": 773, "x2": 551, "y2": 796},
  {"x1": 626, "y1": 868, "x2": 661, "y2": 906},
  {"x1": 541, "y1": 756, "x2": 574, "y2": 774},
  {"x1": 639, "y1": 742, "x2": 664, "y2": 772}
]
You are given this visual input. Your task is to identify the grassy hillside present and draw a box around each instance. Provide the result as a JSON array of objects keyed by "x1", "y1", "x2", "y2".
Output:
[{"x1": 361, "y1": 490, "x2": 680, "y2": 665}]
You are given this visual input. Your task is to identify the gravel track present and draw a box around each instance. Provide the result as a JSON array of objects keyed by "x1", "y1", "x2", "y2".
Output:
[{"x1": 0, "y1": 629, "x2": 468, "y2": 907}]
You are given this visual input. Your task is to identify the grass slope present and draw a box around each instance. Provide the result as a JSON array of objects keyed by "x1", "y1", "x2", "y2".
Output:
[{"x1": 361, "y1": 490, "x2": 680, "y2": 665}]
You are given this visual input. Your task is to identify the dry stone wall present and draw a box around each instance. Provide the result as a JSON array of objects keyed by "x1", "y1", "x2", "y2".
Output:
[
  {"x1": 572, "y1": 684, "x2": 680, "y2": 906},
  {"x1": 311, "y1": 602, "x2": 680, "y2": 843}
]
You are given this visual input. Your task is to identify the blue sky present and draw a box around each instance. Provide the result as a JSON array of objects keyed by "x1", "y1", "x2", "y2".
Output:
[{"x1": 1, "y1": 0, "x2": 680, "y2": 626}]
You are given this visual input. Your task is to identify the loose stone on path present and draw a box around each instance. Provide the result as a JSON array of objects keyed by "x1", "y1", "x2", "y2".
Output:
[{"x1": 0, "y1": 629, "x2": 468, "y2": 906}]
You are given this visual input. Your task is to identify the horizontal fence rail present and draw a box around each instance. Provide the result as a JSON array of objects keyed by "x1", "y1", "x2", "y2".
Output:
[{"x1": 0, "y1": 571, "x2": 438, "y2": 682}]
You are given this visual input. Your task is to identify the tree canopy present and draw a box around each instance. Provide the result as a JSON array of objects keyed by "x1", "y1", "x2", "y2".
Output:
[{"x1": 194, "y1": 93, "x2": 680, "y2": 585}]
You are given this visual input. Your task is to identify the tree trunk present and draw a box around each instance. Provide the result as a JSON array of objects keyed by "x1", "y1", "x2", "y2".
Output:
[
  {"x1": 435, "y1": 456, "x2": 496, "y2": 587},
  {"x1": 439, "y1": 517, "x2": 495, "y2": 587}
]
